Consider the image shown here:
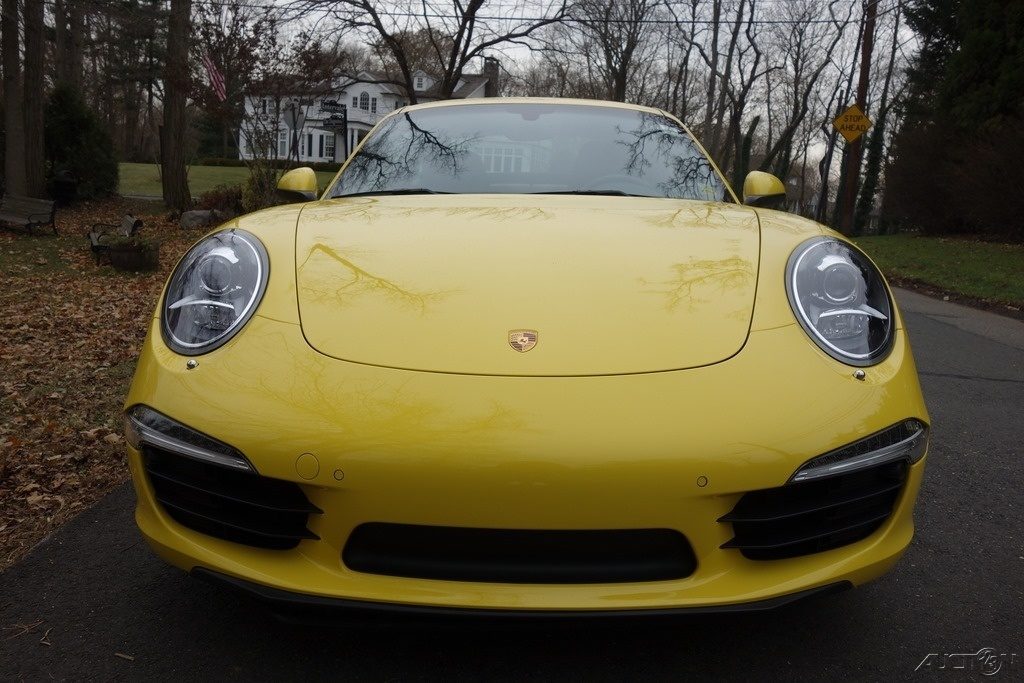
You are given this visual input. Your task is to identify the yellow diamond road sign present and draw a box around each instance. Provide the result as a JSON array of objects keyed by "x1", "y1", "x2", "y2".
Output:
[{"x1": 833, "y1": 104, "x2": 872, "y2": 143}]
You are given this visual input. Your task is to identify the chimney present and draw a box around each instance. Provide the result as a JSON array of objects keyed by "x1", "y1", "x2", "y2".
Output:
[{"x1": 483, "y1": 57, "x2": 500, "y2": 97}]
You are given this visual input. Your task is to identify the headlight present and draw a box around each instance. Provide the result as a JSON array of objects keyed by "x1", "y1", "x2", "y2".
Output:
[
  {"x1": 162, "y1": 229, "x2": 269, "y2": 355},
  {"x1": 786, "y1": 237, "x2": 894, "y2": 365}
]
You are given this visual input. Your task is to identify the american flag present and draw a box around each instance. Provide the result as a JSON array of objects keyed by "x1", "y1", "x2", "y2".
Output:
[{"x1": 201, "y1": 52, "x2": 227, "y2": 102}]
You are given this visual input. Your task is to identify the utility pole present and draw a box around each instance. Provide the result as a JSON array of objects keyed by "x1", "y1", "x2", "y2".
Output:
[{"x1": 837, "y1": 0, "x2": 878, "y2": 235}]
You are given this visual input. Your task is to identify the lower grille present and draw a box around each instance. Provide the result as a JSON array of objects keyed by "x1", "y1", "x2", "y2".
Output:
[
  {"x1": 143, "y1": 447, "x2": 320, "y2": 550},
  {"x1": 720, "y1": 461, "x2": 907, "y2": 560},
  {"x1": 343, "y1": 523, "x2": 696, "y2": 583}
]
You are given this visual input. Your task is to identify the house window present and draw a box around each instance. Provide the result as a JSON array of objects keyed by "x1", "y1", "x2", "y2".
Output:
[
  {"x1": 260, "y1": 99, "x2": 267, "y2": 114},
  {"x1": 359, "y1": 91, "x2": 369, "y2": 111},
  {"x1": 306, "y1": 133, "x2": 313, "y2": 157},
  {"x1": 370, "y1": 97, "x2": 377, "y2": 114},
  {"x1": 325, "y1": 133, "x2": 335, "y2": 159},
  {"x1": 352, "y1": 96, "x2": 358, "y2": 108},
  {"x1": 277, "y1": 130, "x2": 288, "y2": 157},
  {"x1": 480, "y1": 145, "x2": 526, "y2": 173},
  {"x1": 414, "y1": 76, "x2": 424, "y2": 90}
]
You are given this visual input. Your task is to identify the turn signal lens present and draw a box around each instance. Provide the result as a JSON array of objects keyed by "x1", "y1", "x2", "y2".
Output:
[
  {"x1": 124, "y1": 405, "x2": 253, "y2": 473},
  {"x1": 790, "y1": 419, "x2": 928, "y2": 483}
]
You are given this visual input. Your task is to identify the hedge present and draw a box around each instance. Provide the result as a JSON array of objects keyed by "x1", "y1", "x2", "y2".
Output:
[{"x1": 197, "y1": 157, "x2": 343, "y2": 173}]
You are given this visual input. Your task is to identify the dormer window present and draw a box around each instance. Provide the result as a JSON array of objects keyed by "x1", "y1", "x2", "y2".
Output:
[
  {"x1": 414, "y1": 76, "x2": 425, "y2": 91},
  {"x1": 359, "y1": 91, "x2": 369, "y2": 111}
]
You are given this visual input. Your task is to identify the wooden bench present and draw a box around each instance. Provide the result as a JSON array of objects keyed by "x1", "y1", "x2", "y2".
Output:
[
  {"x1": 87, "y1": 215, "x2": 143, "y2": 264},
  {"x1": 0, "y1": 194, "x2": 57, "y2": 235}
]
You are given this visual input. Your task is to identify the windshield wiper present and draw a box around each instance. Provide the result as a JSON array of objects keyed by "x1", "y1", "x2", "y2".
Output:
[
  {"x1": 530, "y1": 190, "x2": 655, "y2": 198},
  {"x1": 334, "y1": 188, "x2": 453, "y2": 198}
]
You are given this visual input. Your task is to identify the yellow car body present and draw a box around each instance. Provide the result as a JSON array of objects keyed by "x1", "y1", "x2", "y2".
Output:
[{"x1": 125, "y1": 98, "x2": 928, "y2": 616}]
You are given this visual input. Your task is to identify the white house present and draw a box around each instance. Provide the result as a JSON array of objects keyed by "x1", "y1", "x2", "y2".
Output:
[{"x1": 238, "y1": 58, "x2": 500, "y2": 164}]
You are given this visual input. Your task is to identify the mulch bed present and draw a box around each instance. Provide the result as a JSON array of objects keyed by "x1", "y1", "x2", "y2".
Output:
[{"x1": 0, "y1": 199, "x2": 199, "y2": 571}]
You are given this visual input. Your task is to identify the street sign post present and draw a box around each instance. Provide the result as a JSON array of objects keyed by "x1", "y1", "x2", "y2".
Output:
[
  {"x1": 321, "y1": 99, "x2": 345, "y2": 114},
  {"x1": 833, "y1": 104, "x2": 872, "y2": 143},
  {"x1": 320, "y1": 102, "x2": 349, "y2": 160}
]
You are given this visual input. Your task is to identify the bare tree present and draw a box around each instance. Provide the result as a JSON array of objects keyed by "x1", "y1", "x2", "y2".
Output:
[
  {"x1": 759, "y1": 0, "x2": 853, "y2": 177},
  {"x1": 855, "y1": 2, "x2": 902, "y2": 231},
  {"x1": 23, "y1": 0, "x2": 46, "y2": 198},
  {"x1": 284, "y1": 0, "x2": 567, "y2": 102},
  {"x1": 54, "y1": 0, "x2": 85, "y2": 88},
  {"x1": 569, "y1": 0, "x2": 663, "y2": 102},
  {"x1": 162, "y1": 0, "x2": 192, "y2": 210},
  {"x1": 194, "y1": 1, "x2": 281, "y2": 157},
  {"x1": 2, "y1": 0, "x2": 26, "y2": 196}
]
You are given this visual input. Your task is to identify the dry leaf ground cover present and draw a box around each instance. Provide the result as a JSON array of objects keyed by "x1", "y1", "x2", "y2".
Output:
[{"x1": 0, "y1": 199, "x2": 200, "y2": 570}]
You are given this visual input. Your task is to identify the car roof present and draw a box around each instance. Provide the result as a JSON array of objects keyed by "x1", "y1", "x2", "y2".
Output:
[{"x1": 397, "y1": 97, "x2": 668, "y2": 117}]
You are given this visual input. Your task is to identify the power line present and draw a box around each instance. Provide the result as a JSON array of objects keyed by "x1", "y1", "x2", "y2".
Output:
[{"x1": 29, "y1": 0, "x2": 899, "y2": 29}]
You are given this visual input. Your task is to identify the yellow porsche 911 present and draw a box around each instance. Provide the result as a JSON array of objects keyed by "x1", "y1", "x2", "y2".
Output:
[{"x1": 125, "y1": 98, "x2": 928, "y2": 617}]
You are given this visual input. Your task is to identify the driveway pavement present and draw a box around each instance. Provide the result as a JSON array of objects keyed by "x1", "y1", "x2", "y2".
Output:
[{"x1": 2, "y1": 288, "x2": 1021, "y2": 681}]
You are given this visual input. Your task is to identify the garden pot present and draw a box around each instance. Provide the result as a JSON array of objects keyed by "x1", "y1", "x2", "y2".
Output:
[{"x1": 109, "y1": 243, "x2": 159, "y2": 272}]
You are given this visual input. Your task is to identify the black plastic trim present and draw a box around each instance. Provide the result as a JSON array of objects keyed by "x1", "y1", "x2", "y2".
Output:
[
  {"x1": 342, "y1": 524, "x2": 696, "y2": 584},
  {"x1": 721, "y1": 511, "x2": 890, "y2": 550},
  {"x1": 143, "y1": 447, "x2": 320, "y2": 550},
  {"x1": 719, "y1": 460, "x2": 907, "y2": 560},
  {"x1": 191, "y1": 567, "x2": 853, "y2": 621},
  {"x1": 148, "y1": 468, "x2": 321, "y2": 514},
  {"x1": 718, "y1": 479, "x2": 902, "y2": 523},
  {"x1": 156, "y1": 497, "x2": 320, "y2": 542}
]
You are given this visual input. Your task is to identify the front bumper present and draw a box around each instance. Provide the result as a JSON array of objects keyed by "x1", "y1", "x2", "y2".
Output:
[
  {"x1": 192, "y1": 567, "x2": 853, "y2": 621},
  {"x1": 127, "y1": 313, "x2": 928, "y2": 613}
]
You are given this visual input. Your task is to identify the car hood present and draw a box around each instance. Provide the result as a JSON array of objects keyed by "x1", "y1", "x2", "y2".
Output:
[{"x1": 295, "y1": 195, "x2": 759, "y2": 376}]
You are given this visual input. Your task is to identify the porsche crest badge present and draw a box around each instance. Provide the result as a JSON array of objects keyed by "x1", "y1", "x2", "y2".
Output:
[{"x1": 509, "y1": 330, "x2": 538, "y2": 353}]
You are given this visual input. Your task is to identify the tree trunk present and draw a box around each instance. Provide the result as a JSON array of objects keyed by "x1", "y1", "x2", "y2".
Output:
[
  {"x1": 2, "y1": 0, "x2": 27, "y2": 196},
  {"x1": 124, "y1": 79, "x2": 140, "y2": 161},
  {"x1": 23, "y1": 0, "x2": 46, "y2": 198},
  {"x1": 856, "y1": 3, "x2": 902, "y2": 233},
  {"x1": 161, "y1": 0, "x2": 192, "y2": 211},
  {"x1": 54, "y1": 0, "x2": 83, "y2": 87},
  {"x1": 837, "y1": 0, "x2": 879, "y2": 235},
  {"x1": 708, "y1": 0, "x2": 746, "y2": 158},
  {"x1": 700, "y1": 0, "x2": 722, "y2": 139},
  {"x1": 55, "y1": 0, "x2": 67, "y2": 81}
]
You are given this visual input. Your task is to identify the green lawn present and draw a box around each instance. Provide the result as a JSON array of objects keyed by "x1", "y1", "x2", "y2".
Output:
[
  {"x1": 118, "y1": 163, "x2": 338, "y2": 198},
  {"x1": 856, "y1": 234, "x2": 1024, "y2": 307}
]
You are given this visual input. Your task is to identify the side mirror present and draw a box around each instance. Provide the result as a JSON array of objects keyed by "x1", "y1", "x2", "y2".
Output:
[
  {"x1": 277, "y1": 167, "x2": 318, "y2": 202},
  {"x1": 743, "y1": 171, "x2": 786, "y2": 209}
]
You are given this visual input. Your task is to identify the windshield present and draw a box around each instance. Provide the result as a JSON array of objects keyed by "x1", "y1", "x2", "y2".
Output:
[{"x1": 329, "y1": 103, "x2": 731, "y2": 202}]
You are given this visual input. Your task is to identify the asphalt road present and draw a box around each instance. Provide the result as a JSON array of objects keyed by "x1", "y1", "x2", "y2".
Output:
[{"x1": 2, "y1": 288, "x2": 1022, "y2": 681}]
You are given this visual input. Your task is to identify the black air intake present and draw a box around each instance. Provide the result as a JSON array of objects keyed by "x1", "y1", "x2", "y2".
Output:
[
  {"x1": 344, "y1": 523, "x2": 697, "y2": 583},
  {"x1": 719, "y1": 461, "x2": 907, "y2": 560},
  {"x1": 144, "y1": 447, "x2": 320, "y2": 550}
]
